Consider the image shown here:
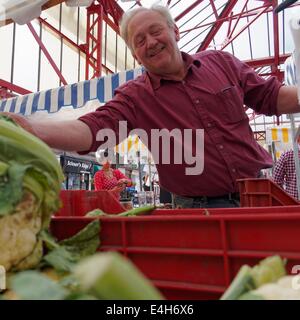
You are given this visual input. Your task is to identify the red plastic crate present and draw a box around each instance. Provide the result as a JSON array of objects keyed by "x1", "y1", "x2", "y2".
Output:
[
  {"x1": 237, "y1": 178, "x2": 299, "y2": 207},
  {"x1": 50, "y1": 205, "x2": 300, "y2": 300},
  {"x1": 55, "y1": 190, "x2": 126, "y2": 216}
]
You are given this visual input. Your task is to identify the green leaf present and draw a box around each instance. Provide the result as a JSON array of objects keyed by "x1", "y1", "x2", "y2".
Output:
[
  {"x1": 59, "y1": 220, "x2": 100, "y2": 259},
  {"x1": 60, "y1": 220, "x2": 100, "y2": 247},
  {"x1": 118, "y1": 205, "x2": 155, "y2": 217},
  {"x1": 43, "y1": 247, "x2": 78, "y2": 273},
  {"x1": 0, "y1": 161, "x2": 8, "y2": 176},
  {"x1": 39, "y1": 230, "x2": 60, "y2": 250},
  {"x1": 11, "y1": 270, "x2": 68, "y2": 300},
  {"x1": 85, "y1": 209, "x2": 107, "y2": 217},
  {"x1": 0, "y1": 162, "x2": 30, "y2": 216},
  {"x1": 0, "y1": 117, "x2": 64, "y2": 223},
  {"x1": 42, "y1": 221, "x2": 100, "y2": 273}
]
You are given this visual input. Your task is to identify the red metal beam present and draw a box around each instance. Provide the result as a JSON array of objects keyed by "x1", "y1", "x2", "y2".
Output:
[
  {"x1": 221, "y1": 5, "x2": 270, "y2": 51},
  {"x1": 38, "y1": 16, "x2": 113, "y2": 75},
  {"x1": 244, "y1": 54, "x2": 290, "y2": 68},
  {"x1": 227, "y1": 0, "x2": 249, "y2": 40},
  {"x1": 103, "y1": 12, "x2": 119, "y2": 34},
  {"x1": 27, "y1": 21, "x2": 68, "y2": 85},
  {"x1": 0, "y1": 87, "x2": 15, "y2": 99},
  {"x1": 209, "y1": 0, "x2": 218, "y2": 19},
  {"x1": 101, "y1": 0, "x2": 124, "y2": 26},
  {"x1": 175, "y1": 0, "x2": 204, "y2": 22},
  {"x1": 38, "y1": 17, "x2": 82, "y2": 52},
  {"x1": 180, "y1": 4, "x2": 277, "y2": 35},
  {"x1": 272, "y1": 0, "x2": 280, "y2": 79},
  {"x1": 86, "y1": 2, "x2": 103, "y2": 79},
  {"x1": 0, "y1": 79, "x2": 31, "y2": 96},
  {"x1": 198, "y1": 0, "x2": 238, "y2": 51}
]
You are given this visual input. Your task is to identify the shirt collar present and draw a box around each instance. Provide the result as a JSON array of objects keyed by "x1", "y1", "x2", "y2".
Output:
[{"x1": 146, "y1": 51, "x2": 201, "y2": 90}]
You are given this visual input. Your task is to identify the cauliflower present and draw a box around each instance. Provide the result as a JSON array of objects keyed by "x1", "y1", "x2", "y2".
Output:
[
  {"x1": 0, "y1": 116, "x2": 63, "y2": 271},
  {"x1": 0, "y1": 192, "x2": 41, "y2": 270}
]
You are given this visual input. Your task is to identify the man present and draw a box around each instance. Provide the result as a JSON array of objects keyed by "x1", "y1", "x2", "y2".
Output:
[
  {"x1": 2, "y1": 5, "x2": 300, "y2": 208},
  {"x1": 273, "y1": 145, "x2": 300, "y2": 200}
]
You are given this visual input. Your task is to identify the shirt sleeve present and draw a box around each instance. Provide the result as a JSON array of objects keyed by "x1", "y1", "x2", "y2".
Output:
[
  {"x1": 94, "y1": 171, "x2": 104, "y2": 191},
  {"x1": 220, "y1": 51, "x2": 282, "y2": 116},
  {"x1": 77, "y1": 85, "x2": 137, "y2": 154},
  {"x1": 273, "y1": 153, "x2": 287, "y2": 187}
]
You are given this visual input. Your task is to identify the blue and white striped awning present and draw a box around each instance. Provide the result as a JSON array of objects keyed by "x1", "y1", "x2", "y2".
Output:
[{"x1": 0, "y1": 67, "x2": 144, "y2": 116}]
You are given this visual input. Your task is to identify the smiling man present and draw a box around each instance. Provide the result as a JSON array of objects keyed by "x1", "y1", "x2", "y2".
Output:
[
  {"x1": 2, "y1": 5, "x2": 300, "y2": 208},
  {"x1": 123, "y1": 9, "x2": 184, "y2": 81}
]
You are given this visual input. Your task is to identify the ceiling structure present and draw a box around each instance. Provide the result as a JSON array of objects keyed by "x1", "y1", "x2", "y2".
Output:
[
  {"x1": 116, "y1": 0, "x2": 299, "y2": 79},
  {"x1": 1, "y1": 0, "x2": 300, "y2": 128},
  {"x1": 116, "y1": 0, "x2": 300, "y2": 126},
  {"x1": 2, "y1": 0, "x2": 299, "y2": 79}
]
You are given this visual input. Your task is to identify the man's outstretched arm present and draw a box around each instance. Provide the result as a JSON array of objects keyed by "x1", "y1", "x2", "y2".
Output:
[
  {"x1": 1, "y1": 112, "x2": 93, "y2": 152},
  {"x1": 29, "y1": 118, "x2": 93, "y2": 152}
]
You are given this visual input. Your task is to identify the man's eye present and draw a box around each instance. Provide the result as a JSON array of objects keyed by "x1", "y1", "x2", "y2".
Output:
[
  {"x1": 152, "y1": 30, "x2": 161, "y2": 36},
  {"x1": 136, "y1": 38, "x2": 145, "y2": 47}
]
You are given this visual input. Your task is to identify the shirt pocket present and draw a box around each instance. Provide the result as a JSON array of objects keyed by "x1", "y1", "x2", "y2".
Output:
[{"x1": 216, "y1": 85, "x2": 248, "y2": 123}]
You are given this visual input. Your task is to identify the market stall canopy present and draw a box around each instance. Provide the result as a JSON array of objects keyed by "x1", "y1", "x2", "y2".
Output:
[{"x1": 0, "y1": 67, "x2": 144, "y2": 115}]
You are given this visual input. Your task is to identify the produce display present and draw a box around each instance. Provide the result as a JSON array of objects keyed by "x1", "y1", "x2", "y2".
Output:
[
  {"x1": 1, "y1": 220, "x2": 163, "y2": 300},
  {"x1": 0, "y1": 116, "x2": 163, "y2": 300},
  {"x1": 3, "y1": 114, "x2": 299, "y2": 301},
  {"x1": 221, "y1": 255, "x2": 300, "y2": 300},
  {"x1": 0, "y1": 115, "x2": 64, "y2": 271}
]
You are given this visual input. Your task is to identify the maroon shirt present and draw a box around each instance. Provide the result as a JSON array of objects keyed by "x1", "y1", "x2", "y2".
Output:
[{"x1": 79, "y1": 50, "x2": 282, "y2": 197}]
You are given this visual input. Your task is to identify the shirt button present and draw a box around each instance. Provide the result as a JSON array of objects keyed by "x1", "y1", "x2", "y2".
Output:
[
  {"x1": 207, "y1": 123, "x2": 212, "y2": 127},
  {"x1": 195, "y1": 99, "x2": 200, "y2": 104},
  {"x1": 182, "y1": 80, "x2": 186, "y2": 85},
  {"x1": 232, "y1": 168, "x2": 236, "y2": 173},
  {"x1": 218, "y1": 144, "x2": 224, "y2": 150}
]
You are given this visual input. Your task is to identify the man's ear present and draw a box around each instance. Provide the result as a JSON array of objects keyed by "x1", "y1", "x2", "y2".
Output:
[
  {"x1": 132, "y1": 52, "x2": 142, "y2": 65},
  {"x1": 174, "y1": 25, "x2": 180, "y2": 42}
]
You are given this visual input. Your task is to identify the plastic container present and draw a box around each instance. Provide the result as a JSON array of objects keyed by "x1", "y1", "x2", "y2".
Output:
[
  {"x1": 237, "y1": 178, "x2": 299, "y2": 207},
  {"x1": 50, "y1": 205, "x2": 300, "y2": 300},
  {"x1": 120, "y1": 200, "x2": 133, "y2": 210},
  {"x1": 55, "y1": 190, "x2": 126, "y2": 216}
]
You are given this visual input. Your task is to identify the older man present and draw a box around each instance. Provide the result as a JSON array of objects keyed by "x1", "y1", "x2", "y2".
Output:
[{"x1": 3, "y1": 5, "x2": 300, "y2": 208}]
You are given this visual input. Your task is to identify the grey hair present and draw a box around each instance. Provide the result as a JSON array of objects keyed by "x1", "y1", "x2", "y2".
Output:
[{"x1": 119, "y1": 5, "x2": 175, "y2": 50}]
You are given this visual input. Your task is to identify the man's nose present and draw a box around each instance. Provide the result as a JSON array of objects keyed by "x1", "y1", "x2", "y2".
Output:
[{"x1": 146, "y1": 35, "x2": 158, "y2": 48}]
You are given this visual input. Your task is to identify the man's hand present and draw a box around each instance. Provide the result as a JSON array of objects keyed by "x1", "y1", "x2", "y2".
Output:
[
  {"x1": 0, "y1": 112, "x2": 93, "y2": 152},
  {"x1": 0, "y1": 112, "x2": 36, "y2": 135}
]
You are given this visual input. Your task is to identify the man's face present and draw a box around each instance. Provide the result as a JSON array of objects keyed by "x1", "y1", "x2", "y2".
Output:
[{"x1": 127, "y1": 11, "x2": 180, "y2": 74}]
